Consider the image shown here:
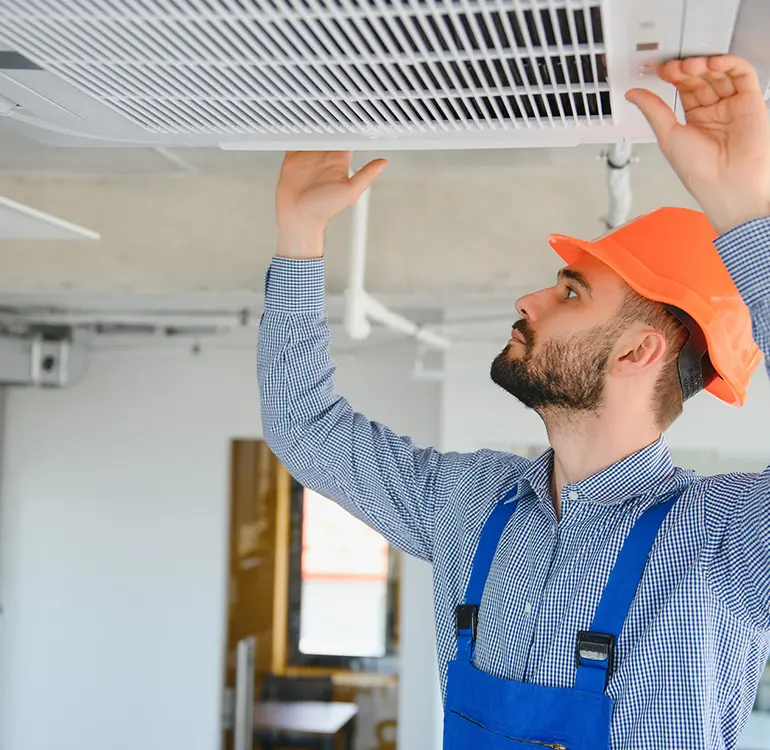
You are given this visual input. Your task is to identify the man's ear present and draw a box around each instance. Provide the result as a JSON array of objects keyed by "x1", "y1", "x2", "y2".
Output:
[{"x1": 612, "y1": 329, "x2": 667, "y2": 376}]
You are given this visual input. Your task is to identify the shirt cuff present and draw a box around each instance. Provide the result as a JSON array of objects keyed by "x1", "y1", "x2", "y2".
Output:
[
  {"x1": 264, "y1": 257, "x2": 326, "y2": 315},
  {"x1": 714, "y1": 216, "x2": 770, "y2": 308}
]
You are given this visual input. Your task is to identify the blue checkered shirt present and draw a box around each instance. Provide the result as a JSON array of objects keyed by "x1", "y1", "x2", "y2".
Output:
[{"x1": 258, "y1": 217, "x2": 770, "y2": 749}]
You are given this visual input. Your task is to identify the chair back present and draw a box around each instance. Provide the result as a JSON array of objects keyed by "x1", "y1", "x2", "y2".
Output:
[{"x1": 261, "y1": 674, "x2": 334, "y2": 702}]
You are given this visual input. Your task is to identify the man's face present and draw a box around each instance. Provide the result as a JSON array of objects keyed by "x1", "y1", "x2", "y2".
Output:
[{"x1": 491, "y1": 253, "x2": 631, "y2": 413}]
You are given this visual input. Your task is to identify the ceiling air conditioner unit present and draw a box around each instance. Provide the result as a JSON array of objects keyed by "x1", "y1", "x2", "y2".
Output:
[{"x1": 0, "y1": 0, "x2": 767, "y2": 151}]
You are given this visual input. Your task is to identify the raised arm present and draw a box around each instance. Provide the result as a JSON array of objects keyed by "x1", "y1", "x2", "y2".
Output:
[
  {"x1": 702, "y1": 218, "x2": 770, "y2": 629},
  {"x1": 630, "y1": 56, "x2": 770, "y2": 628},
  {"x1": 258, "y1": 152, "x2": 477, "y2": 562}
]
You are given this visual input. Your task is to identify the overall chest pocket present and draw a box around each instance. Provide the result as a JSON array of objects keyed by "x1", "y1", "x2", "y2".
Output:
[{"x1": 448, "y1": 709, "x2": 569, "y2": 750}]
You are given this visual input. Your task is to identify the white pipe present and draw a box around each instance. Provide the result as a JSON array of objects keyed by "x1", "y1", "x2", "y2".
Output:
[
  {"x1": 349, "y1": 188, "x2": 370, "y2": 293},
  {"x1": 365, "y1": 293, "x2": 450, "y2": 350},
  {"x1": 603, "y1": 141, "x2": 633, "y2": 230},
  {"x1": 0, "y1": 309, "x2": 236, "y2": 328},
  {"x1": 343, "y1": 185, "x2": 450, "y2": 349},
  {"x1": 344, "y1": 188, "x2": 372, "y2": 340}
]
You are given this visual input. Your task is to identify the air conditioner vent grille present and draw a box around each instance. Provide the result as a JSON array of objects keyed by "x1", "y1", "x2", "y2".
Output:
[{"x1": 0, "y1": 0, "x2": 611, "y2": 136}]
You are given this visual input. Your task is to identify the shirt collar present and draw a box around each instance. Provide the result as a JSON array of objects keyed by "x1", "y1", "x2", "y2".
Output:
[{"x1": 517, "y1": 435, "x2": 676, "y2": 510}]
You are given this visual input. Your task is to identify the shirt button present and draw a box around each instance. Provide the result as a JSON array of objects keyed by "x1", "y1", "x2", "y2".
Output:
[
  {"x1": 524, "y1": 602, "x2": 532, "y2": 615},
  {"x1": 568, "y1": 490, "x2": 579, "y2": 501}
]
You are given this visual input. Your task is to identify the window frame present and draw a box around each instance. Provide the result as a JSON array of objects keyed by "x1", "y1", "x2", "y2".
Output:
[{"x1": 285, "y1": 478, "x2": 398, "y2": 670}]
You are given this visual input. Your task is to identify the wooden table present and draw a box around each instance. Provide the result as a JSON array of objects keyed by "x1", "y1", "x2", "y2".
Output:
[{"x1": 253, "y1": 701, "x2": 358, "y2": 750}]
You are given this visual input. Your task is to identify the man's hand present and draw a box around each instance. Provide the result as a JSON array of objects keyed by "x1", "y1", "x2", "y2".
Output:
[
  {"x1": 626, "y1": 55, "x2": 770, "y2": 234},
  {"x1": 275, "y1": 151, "x2": 388, "y2": 259}
]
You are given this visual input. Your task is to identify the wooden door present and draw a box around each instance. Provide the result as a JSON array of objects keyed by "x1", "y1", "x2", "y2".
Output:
[{"x1": 223, "y1": 440, "x2": 291, "y2": 747}]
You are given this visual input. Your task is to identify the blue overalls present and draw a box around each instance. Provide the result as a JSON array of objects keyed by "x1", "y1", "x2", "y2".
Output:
[{"x1": 443, "y1": 486, "x2": 680, "y2": 750}]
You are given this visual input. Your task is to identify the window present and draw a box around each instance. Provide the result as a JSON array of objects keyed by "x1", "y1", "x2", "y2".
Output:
[{"x1": 286, "y1": 480, "x2": 398, "y2": 668}]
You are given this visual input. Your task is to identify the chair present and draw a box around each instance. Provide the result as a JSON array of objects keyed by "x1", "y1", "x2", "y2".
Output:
[
  {"x1": 261, "y1": 674, "x2": 334, "y2": 703},
  {"x1": 375, "y1": 719, "x2": 397, "y2": 750},
  {"x1": 256, "y1": 675, "x2": 335, "y2": 750}
]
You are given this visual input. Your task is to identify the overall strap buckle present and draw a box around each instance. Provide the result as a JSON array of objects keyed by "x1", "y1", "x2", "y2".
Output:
[
  {"x1": 575, "y1": 631, "x2": 615, "y2": 677},
  {"x1": 455, "y1": 605, "x2": 478, "y2": 640}
]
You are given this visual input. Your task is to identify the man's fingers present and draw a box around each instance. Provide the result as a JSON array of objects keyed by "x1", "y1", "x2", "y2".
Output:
[
  {"x1": 707, "y1": 54, "x2": 762, "y2": 95},
  {"x1": 625, "y1": 88, "x2": 679, "y2": 145},
  {"x1": 654, "y1": 63, "x2": 704, "y2": 111},
  {"x1": 681, "y1": 57, "x2": 725, "y2": 107},
  {"x1": 703, "y1": 69, "x2": 737, "y2": 99},
  {"x1": 657, "y1": 56, "x2": 760, "y2": 108},
  {"x1": 348, "y1": 158, "x2": 389, "y2": 201},
  {"x1": 659, "y1": 58, "x2": 722, "y2": 109}
]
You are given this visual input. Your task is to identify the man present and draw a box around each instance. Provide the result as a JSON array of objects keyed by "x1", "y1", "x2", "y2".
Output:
[{"x1": 258, "y1": 55, "x2": 770, "y2": 749}]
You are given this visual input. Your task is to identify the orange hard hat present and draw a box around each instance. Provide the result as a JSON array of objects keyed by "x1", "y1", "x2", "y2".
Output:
[{"x1": 548, "y1": 207, "x2": 762, "y2": 407}]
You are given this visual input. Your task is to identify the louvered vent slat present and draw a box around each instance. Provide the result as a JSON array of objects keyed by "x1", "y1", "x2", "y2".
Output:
[{"x1": 0, "y1": 0, "x2": 611, "y2": 136}]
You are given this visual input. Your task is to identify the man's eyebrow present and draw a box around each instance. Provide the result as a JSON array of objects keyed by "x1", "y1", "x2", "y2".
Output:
[{"x1": 558, "y1": 268, "x2": 593, "y2": 297}]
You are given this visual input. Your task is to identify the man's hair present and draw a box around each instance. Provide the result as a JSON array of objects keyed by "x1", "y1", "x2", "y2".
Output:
[{"x1": 616, "y1": 290, "x2": 689, "y2": 431}]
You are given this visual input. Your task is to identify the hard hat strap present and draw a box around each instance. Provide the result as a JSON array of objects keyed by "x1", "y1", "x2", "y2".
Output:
[{"x1": 663, "y1": 305, "x2": 717, "y2": 402}]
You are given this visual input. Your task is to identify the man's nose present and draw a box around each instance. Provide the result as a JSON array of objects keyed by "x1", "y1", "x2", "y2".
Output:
[{"x1": 515, "y1": 288, "x2": 548, "y2": 322}]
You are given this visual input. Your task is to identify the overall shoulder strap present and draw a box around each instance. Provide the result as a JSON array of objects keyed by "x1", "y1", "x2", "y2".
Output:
[
  {"x1": 456, "y1": 485, "x2": 520, "y2": 661},
  {"x1": 573, "y1": 492, "x2": 681, "y2": 692}
]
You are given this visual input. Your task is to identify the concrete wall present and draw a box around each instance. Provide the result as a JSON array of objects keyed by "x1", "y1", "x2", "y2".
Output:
[{"x1": 0, "y1": 144, "x2": 699, "y2": 300}]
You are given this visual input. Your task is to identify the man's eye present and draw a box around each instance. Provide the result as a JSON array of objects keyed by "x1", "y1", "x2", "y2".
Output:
[{"x1": 566, "y1": 286, "x2": 578, "y2": 299}]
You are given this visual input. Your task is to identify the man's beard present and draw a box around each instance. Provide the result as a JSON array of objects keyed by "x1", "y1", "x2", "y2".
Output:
[{"x1": 490, "y1": 321, "x2": 618, "y2": 413}]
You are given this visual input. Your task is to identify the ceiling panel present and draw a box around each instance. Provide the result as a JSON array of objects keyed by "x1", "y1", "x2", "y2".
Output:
[{"x1": 0, "y1": 195, "x2": 99, "y2": 240}]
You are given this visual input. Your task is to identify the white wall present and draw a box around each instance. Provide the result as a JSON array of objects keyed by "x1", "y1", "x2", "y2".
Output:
[
  {"x1": 442, "y1": 339, "x2": 770, "y2": 459},
  {"x1": 0, "y1": 330, "x2": 442, "y2": 750},
  {"x1": 397, "y1": 554, "x2": 442, "y2": 750}
]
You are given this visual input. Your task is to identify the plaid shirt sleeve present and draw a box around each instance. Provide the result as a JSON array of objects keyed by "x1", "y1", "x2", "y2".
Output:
[
  {"x1": 705, "y1": 216, "x2": 770, "y2": 630},
  {"x1": 257, "y1": 256, "x2": 478, "y2": 563}
]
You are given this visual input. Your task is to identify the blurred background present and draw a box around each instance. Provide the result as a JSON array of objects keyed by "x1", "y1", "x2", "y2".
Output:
[{"x1": 0, "y1": 1, "x2": 769, "y2": 749}]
